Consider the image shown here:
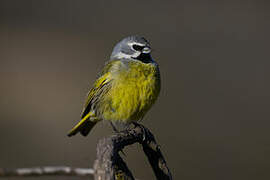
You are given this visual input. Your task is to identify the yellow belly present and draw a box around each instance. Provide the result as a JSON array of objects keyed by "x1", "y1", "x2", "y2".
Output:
[{"x1": 101, "y1": 61, "x2": 160, "y2": 122}]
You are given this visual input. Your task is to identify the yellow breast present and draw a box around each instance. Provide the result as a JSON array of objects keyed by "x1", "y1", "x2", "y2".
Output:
[{"x1": 102, "y1": 60, "x2": 160, "y2": 122}]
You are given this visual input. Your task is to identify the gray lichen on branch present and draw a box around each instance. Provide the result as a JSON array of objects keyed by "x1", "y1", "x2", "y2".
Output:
[{"x1": 0, "y1": 166, "x2": 94, "y2": 177}]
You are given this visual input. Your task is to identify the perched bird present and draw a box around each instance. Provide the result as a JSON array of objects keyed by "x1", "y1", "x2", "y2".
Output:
[{"x1": 67, "y1": 36, "x2": 161, "y2": 137}]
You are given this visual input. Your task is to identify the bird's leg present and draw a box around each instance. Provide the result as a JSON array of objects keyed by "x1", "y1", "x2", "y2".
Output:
[
  {"x1": 110, "y1": 121, "x2": 119, "y2": 133},
  {"x1": 110, "y1": 121, "x2": 127, "y2": 157}
]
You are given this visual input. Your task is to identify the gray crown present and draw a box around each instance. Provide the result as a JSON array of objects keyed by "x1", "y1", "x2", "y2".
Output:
[{"x1": 110, "y1": 36, "x2": 151, "y2": 60}]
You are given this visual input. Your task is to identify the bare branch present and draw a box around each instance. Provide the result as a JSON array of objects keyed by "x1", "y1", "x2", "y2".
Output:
[
  {"x1": 0, "y1": 125, "x2": 172, "y2": 180},
  {"x1": 0, "y1": 166, "x2": 94, "y2": 177},
  {"x1": 93, "y1": 124, "x2": 173, "y2": 180}
]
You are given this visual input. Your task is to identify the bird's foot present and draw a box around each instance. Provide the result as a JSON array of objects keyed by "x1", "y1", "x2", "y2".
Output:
[{"x1": 131, "y1": 122, "x2": 152, "y2": 144}]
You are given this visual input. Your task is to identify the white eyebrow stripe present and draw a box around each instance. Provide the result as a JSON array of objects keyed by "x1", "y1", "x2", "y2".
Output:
[{"x1": 128, "y1": 42, "x2": 146, "y2": 47}]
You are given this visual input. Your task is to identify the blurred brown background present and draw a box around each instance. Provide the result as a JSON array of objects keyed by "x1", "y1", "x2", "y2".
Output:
[{"x1": 0, "y1": 0, "x2": 270, "y2": 180}]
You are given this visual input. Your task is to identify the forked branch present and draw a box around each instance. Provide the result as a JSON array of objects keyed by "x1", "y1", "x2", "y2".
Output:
[
  {"x1": 0, "y1": 125, "x2": 172, "y2": 180},
  {"x1": 93, "y1": 124, "x2": 172, "y2": 180}
]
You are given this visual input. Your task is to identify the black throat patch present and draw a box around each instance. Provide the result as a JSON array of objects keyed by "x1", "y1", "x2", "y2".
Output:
[{"x1": 135, "y1": 53, "x2": 152, "y2": 63}]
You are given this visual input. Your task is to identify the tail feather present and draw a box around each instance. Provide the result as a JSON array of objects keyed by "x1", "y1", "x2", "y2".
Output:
[
  {"x1": 67, "y1": 113, "x2": 97, "y2": 137},
  {"x1": 80, "y1": 121, "x2": 97, "y2": 136}
]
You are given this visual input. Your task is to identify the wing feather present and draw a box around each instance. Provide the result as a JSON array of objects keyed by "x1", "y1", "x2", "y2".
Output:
[
  {"x1": 80, "y1": 60, "x2": 121, "y2": 119},
  {"x1": 81, "y1": 73, "x2": 112, "y2": 118}
]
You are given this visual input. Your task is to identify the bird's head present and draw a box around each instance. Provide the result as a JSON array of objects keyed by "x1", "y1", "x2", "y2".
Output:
[{"x1": 110, "y1": 36, "x2": 153, "y2": 63}]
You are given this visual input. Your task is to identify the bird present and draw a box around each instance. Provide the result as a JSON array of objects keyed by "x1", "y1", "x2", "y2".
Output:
[{"x1": 67, "y1": 36, "x2": 161, "y2": 137}]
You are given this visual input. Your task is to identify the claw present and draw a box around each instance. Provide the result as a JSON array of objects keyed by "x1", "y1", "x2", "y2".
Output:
[
  {"x1": 119, "y1": 149, "x2": 127, "y2": 157},
  {"x1": 132, "y1": 122, "x2": 150, "y2": 144}
]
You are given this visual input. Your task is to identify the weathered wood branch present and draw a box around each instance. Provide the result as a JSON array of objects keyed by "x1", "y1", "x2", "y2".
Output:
[
  {"x1": 0, "y1": 125, "x2": 171, "y2": 180},
  {"x1": 0, "y1": 166, "x2": 94, "y2": 177},
  {"x1": 93, "y1": 124, "x2": 173, "y2": 180}
]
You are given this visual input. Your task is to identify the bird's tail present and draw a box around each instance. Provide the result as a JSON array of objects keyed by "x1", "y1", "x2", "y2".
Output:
[{"x1": 67, "y1": 112, "x2": 98, "y2": 137}]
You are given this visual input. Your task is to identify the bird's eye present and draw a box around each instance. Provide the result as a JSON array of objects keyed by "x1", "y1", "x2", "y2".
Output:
[{"x1": 132, "y1": 44, "x2": 144, "y2": 51}]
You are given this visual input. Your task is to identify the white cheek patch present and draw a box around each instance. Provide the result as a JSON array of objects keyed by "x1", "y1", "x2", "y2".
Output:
[
  {"x1": 113, "y1": 51, "x2": 140, "y2": 59},
  {"x1": 131, "y1": 51, "x2": 141, "y2": 58}
]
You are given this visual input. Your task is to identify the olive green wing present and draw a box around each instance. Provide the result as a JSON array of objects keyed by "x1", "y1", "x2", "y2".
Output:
[
  {"x1": 80, "y1": 72, "x2": 112, "y2": 119},
  {"x1": 68, "y1": 60, "x2": 120, "y2": 137},
  {"x1": 68, "y1": 73, "x2": 112, "y2": 137},
  {"x1": 81, "y1": 59, "x2": 123, "y2": 118}
]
